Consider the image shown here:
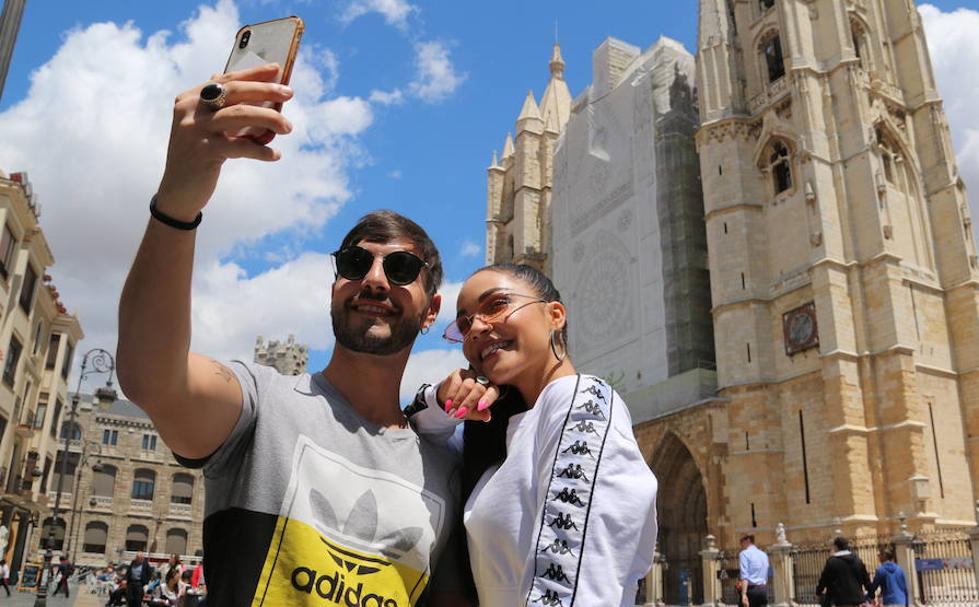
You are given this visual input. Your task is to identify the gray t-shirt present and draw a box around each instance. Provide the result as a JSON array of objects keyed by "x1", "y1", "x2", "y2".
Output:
[{"x1": 179, "y1": 361, "x2": 461, "y2": 606}]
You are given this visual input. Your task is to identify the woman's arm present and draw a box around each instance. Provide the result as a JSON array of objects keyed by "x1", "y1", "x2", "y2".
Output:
[{"x1": 526, "y1": 376, "x2": 658, "y2": 606}]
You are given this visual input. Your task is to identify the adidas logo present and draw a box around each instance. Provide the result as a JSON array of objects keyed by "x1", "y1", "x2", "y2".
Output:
[
  {"x1": 290, "y1": 566, "x2": 402, "y2": 606},
  {"x1": 309, "y1": 488, "x2": 422, "y2": 563}
]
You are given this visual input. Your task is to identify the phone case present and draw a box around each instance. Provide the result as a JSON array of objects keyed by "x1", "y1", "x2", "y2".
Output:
[{"x1": 223, "y1": 16, "x2": 304, "y2": 144}]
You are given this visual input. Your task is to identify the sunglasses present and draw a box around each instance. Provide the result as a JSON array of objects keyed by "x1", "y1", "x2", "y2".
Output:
[
  {"x1": 331, "y1": 246, "x2": 429, "y2": 287},
  {"x1": 443, "y1": 291, "x2": 548, "y2": 343}
]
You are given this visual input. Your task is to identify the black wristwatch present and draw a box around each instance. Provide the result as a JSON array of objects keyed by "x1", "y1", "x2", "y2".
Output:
[{"x1": 403, "y1": 384, "x2": 432, "y2": 418}]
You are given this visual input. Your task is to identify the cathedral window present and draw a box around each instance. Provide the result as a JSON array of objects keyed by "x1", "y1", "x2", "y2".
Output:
[
  {"x1": 762, "y1": 34, "x2": 786, "y2": 83},
  {"x1": 767, "y1": 140, "x2": 792, "y2": 194},
  {"x1": 876, "y1": 126, "x2": 902, "y2": 189},
  {"x1": 759, "y1": 0, "x2": 775, "y2": 12},
  {"x1": 850, "y1": 19, "x2": 868, "y2": 68}
]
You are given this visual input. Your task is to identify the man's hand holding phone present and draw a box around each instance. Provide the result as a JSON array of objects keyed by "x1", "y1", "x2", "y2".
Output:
[{"x1": 154, "y1": 64, "x2": 294, "y2": 223}]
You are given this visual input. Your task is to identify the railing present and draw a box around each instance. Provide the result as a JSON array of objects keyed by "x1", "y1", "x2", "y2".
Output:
[
  {"x1": 89, "y1": 495, "x2": 113, "y2": 511},
  {"x1": 915, "y1": 530, "x2": 978, "y2": 605},
  {"x1": 168, "y1": 502, "x2": 192, "y2": 519},
  {"x1": 129, "y1": 498, "x2": 153, "y2": 516}
]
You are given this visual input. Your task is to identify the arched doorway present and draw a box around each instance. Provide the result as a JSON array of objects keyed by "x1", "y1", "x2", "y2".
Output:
[{"x1": 651, "y1": 432, "x2": 708, "y2": 606}]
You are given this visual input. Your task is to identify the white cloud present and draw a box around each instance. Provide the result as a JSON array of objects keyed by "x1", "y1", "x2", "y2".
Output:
[
  {"x1": 434, "y1": 280, "x2": 462, "y2": 328},
  {"x1": 920, "y1": 4, "x2": 979, "y2": 241},
  {"x1": 340, "y1": 0, "x2": 417, "y2": 31},
  {"x1": 369, "y1": 88, "x2": 405, "y2": 106},
  {"x1": 460, "y1": 240, "x2": 481, "y2": 258},
  {"x1": 387, "y1": 169, "x2": 402, "y2": 179},
  {"x1": 399, "y1": 347, "x2": 467, "y2": 403},
  {"x1": 0, "y1": 0, "x2": 372, "y2": 371},
  {"x1": 408, "y1": 40, "x2": 466, "y2": 103}
]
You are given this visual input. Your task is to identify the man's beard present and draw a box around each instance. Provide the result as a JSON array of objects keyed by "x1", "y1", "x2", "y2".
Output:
[{"x1": 332, "y1": 298, "x2": 424, "y2": 356}]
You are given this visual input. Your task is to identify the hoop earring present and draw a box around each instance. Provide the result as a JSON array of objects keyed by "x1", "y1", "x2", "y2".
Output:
[
  {"x1": 420, "y1": 326, "x2": 430, "y2": 336},
  {"x1": 550, "y1": 330, "x2": 567, "y2": 363}
]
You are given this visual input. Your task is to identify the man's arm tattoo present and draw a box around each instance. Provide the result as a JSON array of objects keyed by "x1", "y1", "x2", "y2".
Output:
[{"x1": 211, "y1": 359, "x2": 235, "y2": 383}]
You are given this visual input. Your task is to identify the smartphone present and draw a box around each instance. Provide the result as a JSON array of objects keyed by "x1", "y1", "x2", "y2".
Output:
[{"x1": 223, "y1": 16, "x2": 304, "y2": 144}]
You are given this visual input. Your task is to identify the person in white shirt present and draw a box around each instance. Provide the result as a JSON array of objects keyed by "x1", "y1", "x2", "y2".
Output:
[
  {"x1": 738, "y1": 534, "x2": 770, "y2": 607},
  {"x1": 0, "y1": 559, "x2": 9, "y2": 597},
  {"x1": 410, "y1": 263, "x2": 658, "y2": 607}
]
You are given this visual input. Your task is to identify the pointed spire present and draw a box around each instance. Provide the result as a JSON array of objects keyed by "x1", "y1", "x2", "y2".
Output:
[
  {"x1": 489, "y1": 150, "x2": 502, "y2": 171},
  {"x1": 502, "y1": 133, "x2": 515, "y2": 158},
  {"x1": 518, "y1": 90, "x2": 541, "y2": 121},
  {"x1": 549, "y1": 42, "x2": 565, "y2": 78}
]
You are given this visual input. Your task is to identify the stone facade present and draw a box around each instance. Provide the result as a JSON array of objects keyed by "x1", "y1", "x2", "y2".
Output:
[
  {"x1": 551, "y1": 36, "x2": 714, "y2": 403},
  {"x1": 0, "y1": 169, "x2": 85, "y2": 582},
  {"x1": 28, "y1": 398, "x2": 206, "y2": 568},
  {"x1": 0, "y1": 0, "x2": 26, "y2": 101},
  {"x1": 254, "y1": 333, "x2": 308, "y2": 376},
  {"x1": 486, "y1": 2, "x2": 979, "y2": 603},
  {"x1": 485, "y1": 44, "x2": 571, "y2": 274},
  {"x1": 691, "y1": 0, "x2": 979, "y2": 550}
]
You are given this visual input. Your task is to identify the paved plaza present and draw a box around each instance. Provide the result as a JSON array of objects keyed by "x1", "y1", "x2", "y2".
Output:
[{"x1": 0, "y1": 583, "x2": 100, "y2": 607}]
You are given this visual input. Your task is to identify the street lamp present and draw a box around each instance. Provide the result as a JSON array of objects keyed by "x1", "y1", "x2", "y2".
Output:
[
  {"x1": 35, "y1": 348, "x2": 116, "y2": 607},
  {"x1": 65, "y1": 440, "x2": 103, "y2": 564}
]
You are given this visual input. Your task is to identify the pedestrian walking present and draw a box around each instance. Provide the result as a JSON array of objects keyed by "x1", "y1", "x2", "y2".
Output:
[
  {"x1": 51, "y1": 556, "x2": 72, "y2": 597},
  {"x1": 867, "y1": 546, "x2": 909, "y2": 607},
  {"x1": 0, "y1": 559, "x2": 9, "y2": 597},
  {"x1": 125, "y1": 551, "x2": 153, "y2": 607},
  {"x1": 738, "y1": 534, "x2": 770, "y2": 607},
  {"x1": 816, "y1": 536, "x2": 873, "y2": 607}
]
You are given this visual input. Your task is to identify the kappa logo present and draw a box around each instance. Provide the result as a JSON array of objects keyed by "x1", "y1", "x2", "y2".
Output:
[
  {"x1": 580, "y1": 384, "x2": 607, "y2": 402},
  {"x1": 575, "y1": 400, "x2": 606, "y2": 420},
  {"x1": 530, "y1": 588, "x2": 567, "y2": 606}
]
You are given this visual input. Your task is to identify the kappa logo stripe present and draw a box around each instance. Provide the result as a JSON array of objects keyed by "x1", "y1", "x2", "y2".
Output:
[{"x1": 524, "y1": 376, "x2": 615, "y2": 607}]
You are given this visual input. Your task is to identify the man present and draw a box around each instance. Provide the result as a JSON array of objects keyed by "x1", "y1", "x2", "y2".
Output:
[
  {"x1": 117, "y1": 64, "x2": 462, "y2": 606},
  {"x1": 51, "y1": 555, "x2": 72, "y2": 597},
  {"x1": 738, "y1": 534, "x2": 770, "y2": 607},
  {"x1": 125, "y1": 552, "x2": 153, "y2": 607},
  {"x1": 816, "y1": 536, "x2": 872, "y2": 607},
  {"x1": 867, "y1": 547, "x2": 909, "y2": 607}
]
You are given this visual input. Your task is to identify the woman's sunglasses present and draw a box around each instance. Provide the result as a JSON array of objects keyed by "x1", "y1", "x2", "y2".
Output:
[{"x1": 331, "y1": 246, "x2": 429, "y2": 286}]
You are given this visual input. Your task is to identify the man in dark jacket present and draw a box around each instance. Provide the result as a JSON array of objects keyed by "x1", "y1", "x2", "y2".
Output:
[
  {"x1": 816, "y1": 537, "x2": 872, "y2": 607},
  {"x1": 867, "y1": 547, "x2": 909, "y2": 606},
  {"x1": 125, "y1": 552, "x2": 153, "y2": 607}
]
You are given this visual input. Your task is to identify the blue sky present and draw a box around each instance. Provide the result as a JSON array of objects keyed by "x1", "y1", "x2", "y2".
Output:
[{"x1": 1, "y1": 0, "x2": 977, "y2": 398}]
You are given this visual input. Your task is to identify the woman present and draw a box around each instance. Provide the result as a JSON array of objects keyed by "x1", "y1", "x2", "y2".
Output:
[
  {"x1": 148, "y1": 567, "x2": 184, "y2": 607},
  {"x1": 412, "y1": 263, "x2": 658, "y2": 606}
]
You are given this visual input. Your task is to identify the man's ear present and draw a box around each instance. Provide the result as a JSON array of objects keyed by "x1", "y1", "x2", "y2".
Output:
[{"x1": 424, "y1": 292, "x2": 442, "y2": 329}]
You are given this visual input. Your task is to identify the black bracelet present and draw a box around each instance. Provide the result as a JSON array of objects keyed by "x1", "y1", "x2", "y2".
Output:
[{"x1": 150, "y1": 195, "x2": 202, "y2": 230}]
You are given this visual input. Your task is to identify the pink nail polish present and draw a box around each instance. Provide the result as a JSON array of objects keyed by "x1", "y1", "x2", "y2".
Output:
[
  {"x1": 477, "y1": 399, "x2": 490, "y2": 412},
  {"x1": 454, "y1": 407, "x2": 468, "y2": 419},
  {"x1": 444, "y1": 399, "x2": 453, "y2": 412}
]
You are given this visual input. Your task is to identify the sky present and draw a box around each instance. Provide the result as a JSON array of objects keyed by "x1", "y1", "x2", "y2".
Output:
[{"x1": 0, "y1": 0, "x2": 977, "y2": 402}]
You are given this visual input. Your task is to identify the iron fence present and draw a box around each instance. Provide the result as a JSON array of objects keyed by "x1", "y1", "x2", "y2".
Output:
[
  {"x1": 914, "y1": 530, "x2": 977, "y2": 605},
  {"x1": 718, "y1": 552, "x2": 775, "y2": 605}
]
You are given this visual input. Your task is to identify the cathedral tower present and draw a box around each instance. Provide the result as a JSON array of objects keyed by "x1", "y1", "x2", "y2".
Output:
[
  {"x1": 697, "y1": 0, "x2": 979, "y2": 540},
  {"x1": 486, "y1": 44, "x2": 572, "y2": 273}
]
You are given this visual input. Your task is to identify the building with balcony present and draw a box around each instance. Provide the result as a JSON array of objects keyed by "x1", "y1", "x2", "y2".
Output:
[
  {"x1": 0, "y1": 169, "x2": 83, "y2": 582},
  {"x1": 29, "y1": 396, "x2": 205, "y2": 567}
]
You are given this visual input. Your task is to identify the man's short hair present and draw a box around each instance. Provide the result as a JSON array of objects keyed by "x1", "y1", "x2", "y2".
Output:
[
  {"x1": 339, "y1": 210, "x2": 443, "y2": 295},
  {"x1": 879, "y1": 546, "x2": 896, "y2": 561},
  {"x1": 740, "y1": 534, "x2": 755, "y2": 544},
  {"x1": 832, "y1": 536, "x2": 850, "y2": 551}
]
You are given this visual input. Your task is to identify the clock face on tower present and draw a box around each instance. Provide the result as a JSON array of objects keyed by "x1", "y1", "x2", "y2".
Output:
[{"x1": 782, "y1": 302, "x2": 819, "y2": 356}]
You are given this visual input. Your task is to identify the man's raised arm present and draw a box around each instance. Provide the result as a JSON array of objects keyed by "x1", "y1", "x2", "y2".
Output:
[{"x1": 117, "y1": 64, "x2": 294, "y2": 459}]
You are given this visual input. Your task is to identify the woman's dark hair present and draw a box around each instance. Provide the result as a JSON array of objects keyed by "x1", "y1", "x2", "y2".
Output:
[
  {"x1": 454, "y1": 263, "x2": 570, "y2": 599},
  {"x1": 164, "y1": 567, "x2": 179, "y2": 585}
]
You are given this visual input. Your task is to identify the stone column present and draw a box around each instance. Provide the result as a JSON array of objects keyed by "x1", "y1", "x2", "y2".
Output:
[
  {"x1": 700, "y1": 534, "x2": 722, "y2": 607},
  {"x1": 892, "y1": 513, "x2": 920, "y2": 606},
  {"x1": 642, "y1": 547, "x2": 666, "y2": 606},
  {"x1": 769, "y1": 523, "x2": 795, "y2": 607}
]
